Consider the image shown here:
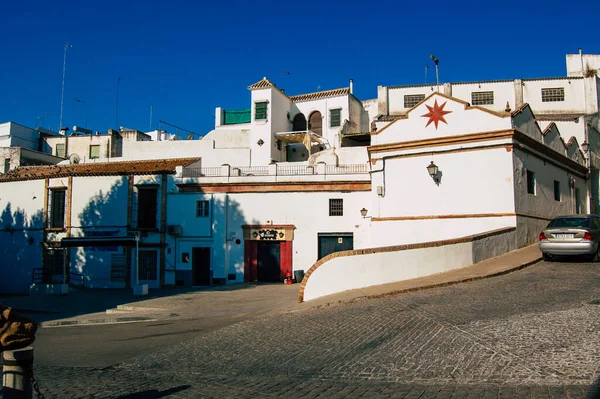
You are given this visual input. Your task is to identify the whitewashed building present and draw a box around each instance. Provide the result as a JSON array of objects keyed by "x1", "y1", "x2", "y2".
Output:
[{"x1": 0, "y1": 65, "x2": 594, "y2": 298}]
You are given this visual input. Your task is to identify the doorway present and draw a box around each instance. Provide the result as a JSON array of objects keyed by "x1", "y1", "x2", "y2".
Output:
[
  {"x1": 192, "y1": 247, "x2": 211, "y2": 286},
  {"x1": 318, "y1": 233, "x2": 353, "y2": 260},
  {"x1": 257, "y1": 242, "x2": 281, "y2": 282},
  {"x1": 292, "y1": 113, "x2": 307, "y2": 131},
  {"x1": 308, "y1": 111, "x2": 322, "y2": 136}
]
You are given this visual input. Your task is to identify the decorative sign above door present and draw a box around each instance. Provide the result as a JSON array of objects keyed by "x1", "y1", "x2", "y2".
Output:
[{"x1": 242, "y1": 224, "x2": 295, "y2": 241}]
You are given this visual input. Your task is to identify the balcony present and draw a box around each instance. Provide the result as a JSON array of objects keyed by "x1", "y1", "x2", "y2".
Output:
[{"x1": 178, "y1": 163, "x2": 370, "y2": 183}]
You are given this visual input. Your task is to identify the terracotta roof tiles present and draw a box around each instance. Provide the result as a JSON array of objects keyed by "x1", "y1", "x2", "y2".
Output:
[
  {"x1": 248, "y1": 77, "x2": 277, "y2": 90},
  {"x1": 289, "y1": 87, "x2": 350, "y2": 103},
  {"x1": 0, "y1": 158, "x2": 200, "y2": 182}
]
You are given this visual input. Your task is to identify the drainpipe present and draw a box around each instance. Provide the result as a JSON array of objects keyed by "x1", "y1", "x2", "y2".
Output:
[{"x1": 224, "y1": 194, "x2": 229, "y2": 284}]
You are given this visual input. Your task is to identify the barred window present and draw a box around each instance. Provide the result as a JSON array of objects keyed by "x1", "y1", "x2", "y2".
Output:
[
  {"x1": 329, "y1": 198, "x2": 343, "y2": 216},
  {"x1": 471, "y1": 91, "x2": 494, "y2": 105},
  {"x1": 49, "y1": 189, "x2": 66, "y2": 228},
  {"x1": 255, "y1": 102, "x2": 268, "y2": 120},
  {"x1": 541, "y1": 88, "x2": 565, "y2": 102},
  {"x1": 330, "y1": 109, "x2": 341, "y2": 127},
  {"x1": 404, "y1": 94, "x2": 425, "y2": 108},
  {"x1": 196, "y1": 200, "x2": 209, "y2": 217},
  {"x1": 138, "y1": 250, "x2": 158, "y2": 281},
  {"x1": 89, "y1": 145, "x2": 100, "y2": 159},
  {"x1": 56, "y1": 143, "x2": 66, "y2": 158}
]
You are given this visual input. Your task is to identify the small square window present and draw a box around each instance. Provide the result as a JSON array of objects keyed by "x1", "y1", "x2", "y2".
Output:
[
  {"x1": 471, "y1": 91, "x2": 494, "y2": 105},
  {"x1": 526, "y1": 170, "x2": 536, "y2": 195},
  {"x1": 541, "y1": 88, "x2": 565, "y2": 102},
  {"x1": 89, "y1": 145, "x2": 100, "y2": 159},
  {"x1": 554, "y1": 180, "x2": 561, "y2": 201},
  {"x1": 196, "y1": 200, "x2": 209, "y2": 217},
  {"x1": 330, "y1": 109, "x2": 341, "y2": 127},
  {"x1": 329, "y1": 198, "x2": 343, "y2": 216},
  {"x1": 404, "y1": 94, "x2": 425, "y2": 108},
  {"x1": 255, "y1": 102, "x2": 268, "y2": 120},
  {"x1": 56, "y1": 143, "x2": 66, "y2": 158}
]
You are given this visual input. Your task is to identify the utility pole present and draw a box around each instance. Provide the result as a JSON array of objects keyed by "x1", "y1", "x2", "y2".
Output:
[{"x1": 59, "y1": 44, "x2": 73, "y2": 131}]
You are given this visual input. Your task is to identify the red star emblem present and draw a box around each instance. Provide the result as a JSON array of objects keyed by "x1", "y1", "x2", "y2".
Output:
[{"x1": 421, "y1": 100, "x2": 452, "y2": 129}]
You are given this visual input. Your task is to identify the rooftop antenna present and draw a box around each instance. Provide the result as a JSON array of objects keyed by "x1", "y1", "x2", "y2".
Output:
[
  {"x1": 429, "y1": 54, "x2": 439, "y2": 92},
  {"x1": 115, "y1": 77, "x2": 121, "y2": 128},
  {"x1": 425, "y1": 64, "x2": 430, "y2": 84},
  {"x1": 149, "y1": 104, "x2": 153, "y2": 131},
  {"x1": 59, "y1": 43, "x2": 73, "y2": 131}
]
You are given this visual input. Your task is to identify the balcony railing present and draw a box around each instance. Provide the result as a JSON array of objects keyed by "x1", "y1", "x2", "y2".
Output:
[{"x1": 181, "y1": 164, "x2": 368, "y2": 178}]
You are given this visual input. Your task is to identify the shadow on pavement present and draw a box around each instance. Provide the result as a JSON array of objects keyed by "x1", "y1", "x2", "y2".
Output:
[
  {"x1": 114, "y1": 385, "x2": 191, "y2": 398},
  {"x1": 0, "y1": 283, "x2": 273, "y2": 323}
]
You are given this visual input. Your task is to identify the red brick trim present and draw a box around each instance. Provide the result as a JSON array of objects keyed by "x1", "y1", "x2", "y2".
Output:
[
  {"x1": 297, "y1": 227, "x2": 516, "y2": 303},
  {"x1": 178, "y1": 182, "x2": 371, "y2": 193}
]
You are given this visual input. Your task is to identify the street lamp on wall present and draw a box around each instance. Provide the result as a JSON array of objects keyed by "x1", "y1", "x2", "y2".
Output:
[
  {"x1": 427, "y1": 161, "x2": 440, "y2": 184},
  {"x1": 360, "y1": 208, "x2": 368, "y2": 218},
  {"x1": 581, "y1": 141, "x2": 589, "y2": 153}
]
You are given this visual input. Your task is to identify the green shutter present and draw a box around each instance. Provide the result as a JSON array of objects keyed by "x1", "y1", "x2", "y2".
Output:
[
  {"x1": 330, "y1": 109, "x2": 341, "y2": 127},
  {"x1": 255, "y1": 102, "x2": 268, "y2": 120}
]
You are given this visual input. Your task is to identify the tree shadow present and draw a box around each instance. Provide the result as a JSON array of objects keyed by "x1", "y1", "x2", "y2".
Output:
[{"x1": 0, "y1": 203, "x2": 44, "y2": 294}]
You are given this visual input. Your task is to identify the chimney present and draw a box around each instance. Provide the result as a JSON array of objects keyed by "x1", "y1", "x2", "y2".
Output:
[{"x1": 349, "y1": 79, "x2": 354, "y2": 94}]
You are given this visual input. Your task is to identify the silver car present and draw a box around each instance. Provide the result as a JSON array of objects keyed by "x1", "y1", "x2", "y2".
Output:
[{"x1": 539, "y1": 214, "x2": 600, "y2": 262}]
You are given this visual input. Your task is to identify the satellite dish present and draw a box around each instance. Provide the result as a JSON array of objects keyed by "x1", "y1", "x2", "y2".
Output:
[
  {"x1": 186, "y1": 133, "x2": 195, "y2": 140},
  {"x1": 69, "y1": 153, "x2": 80, "y2": 164}
]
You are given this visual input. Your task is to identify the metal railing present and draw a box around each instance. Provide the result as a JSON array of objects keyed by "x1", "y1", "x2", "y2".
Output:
[
  {"x1": 32, "y1": 268, "x2": 85, "y2": 288},
  {"x1": 182, "y1": 164, "x2": 368, "y2": 178}
]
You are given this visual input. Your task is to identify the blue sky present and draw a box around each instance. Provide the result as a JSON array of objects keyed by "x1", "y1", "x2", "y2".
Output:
[{"x1": 1, "y1": 0, "x2": 599, "y2": 136}]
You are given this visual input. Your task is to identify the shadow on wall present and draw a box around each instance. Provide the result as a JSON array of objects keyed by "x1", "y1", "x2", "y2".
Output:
[
  {"x1": 0, "y1": 203, "x2": 44, "y2": 294},
  {"x1": 75, "y1": 178, "x2": 128, "y2": 287}
]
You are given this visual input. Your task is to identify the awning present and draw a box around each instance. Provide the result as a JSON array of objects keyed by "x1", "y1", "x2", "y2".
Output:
[
  {"x1": 60, "y1": 236, "x2": 137, "y2": 247},
  {"x1": 275, "y1": 131, "x2": 329, "y2": 146}
]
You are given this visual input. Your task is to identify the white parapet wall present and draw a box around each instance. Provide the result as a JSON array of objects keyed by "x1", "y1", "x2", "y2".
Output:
[{"x1": 299, "y1": 227, "x2": 517, "y2": 302}]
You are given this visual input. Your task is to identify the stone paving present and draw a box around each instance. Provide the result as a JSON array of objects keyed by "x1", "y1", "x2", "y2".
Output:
[{"x1": 10, "y1": 260, "x2": 600, "y2": 398}]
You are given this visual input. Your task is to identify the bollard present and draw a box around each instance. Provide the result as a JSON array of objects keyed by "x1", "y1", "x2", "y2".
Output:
[{"x1": 2, "y1": 346, "x2": 33, "y2": 399}]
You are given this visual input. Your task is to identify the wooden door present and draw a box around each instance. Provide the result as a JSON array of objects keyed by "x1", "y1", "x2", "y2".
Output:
[
  {"x1": 308, "y1": 111, "x2": 322, "y2": 136},
  {"x1": 192, "y1": 247, "x2": 211, "y2": 286}
]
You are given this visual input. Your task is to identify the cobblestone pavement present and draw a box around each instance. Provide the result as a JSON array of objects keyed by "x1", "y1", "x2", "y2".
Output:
[{"x1": 16, "y1": 260, "x2": 600, "y2": 398}]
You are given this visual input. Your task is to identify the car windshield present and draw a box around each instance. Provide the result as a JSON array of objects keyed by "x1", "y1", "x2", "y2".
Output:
[{"x1": 547, "y1": 217, "x2": 590, "y2": 228}]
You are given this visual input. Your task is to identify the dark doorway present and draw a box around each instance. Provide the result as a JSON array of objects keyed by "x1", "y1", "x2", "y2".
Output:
[
  {"x1": 192, "y1": 247, "x2": 211, "y2": 286},
  {"x1": 318, "y1": 233, "x2": 353, "y2": 260},
  {"x1": 308, "y1": 111, "x2": 322, "y2": 136},
  {"x1": 257, "y1": 242, "x2": 281, "y2": 282},
  {"x1": 292, "y1": 113, "x2": 307, "y2": 131}
]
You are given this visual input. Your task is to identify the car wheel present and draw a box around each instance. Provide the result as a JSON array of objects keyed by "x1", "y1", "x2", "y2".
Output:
[{"x1": 542, "y1": 253, "x2": 553, "y2": 262}]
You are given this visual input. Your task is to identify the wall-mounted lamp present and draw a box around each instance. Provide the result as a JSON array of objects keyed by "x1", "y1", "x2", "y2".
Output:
[
  {"x1": 360, "y1": 208, "x2": 368, "y2": 218},
  {"x1": 257, "y1": 139, "x2": 264, "y2": 147},
  {"x1": 427, "y1": 161, "x2": 441, "y2": 184},
  {"x1": 581, "y1": 141, "x2": 589, "y2": 153}
]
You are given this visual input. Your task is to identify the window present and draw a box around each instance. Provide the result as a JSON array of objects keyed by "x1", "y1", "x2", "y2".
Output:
[
  {"x1": 56, "y1": 143, "x2": 66, "y2": 158},
  {"x1": 196, "y1": 200, "x2": 209, "y2": 217},
  {"x1": 471, "y1": 91, "x2": 494, "y2": 105},
  {"x1": 330, "y1": 109, "x2": 341, "y2": 127},
  {"x1": 3, "y1": 158, "x2": 9, "y2": 173},
  {"x1": 554, "y1": 180, "x2": 561, "y2": 201},
  {"x1": 137, "y1": 188, "x2": 157, "y2": 228},
  {"x1": 541, "y1": 88, "x2": 565, "y2": 102},
  {"x1": 329, "y1": 198, "x2": 343, "y2": 216},
  {"x1": 138, "y1": 250, "x2": 158, "y2": 281},
  {"x1": 255, "y1": 102, "x2": 268, "y2": 120},
  {"x1": 49, "y1": 189, "x2": 66, "y2": 228},
  {"x1": 89, "y1": 145, "x2": 100, "y2": 159},
  {"x1": 404, "y1": 94, "x2": 425, "y2": 108},
  {"x1": 526, "y1": 170, "x2": 536, "y2": 195}
]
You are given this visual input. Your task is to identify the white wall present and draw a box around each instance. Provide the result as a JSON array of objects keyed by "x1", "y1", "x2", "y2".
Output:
[
  {"x1": 566, "y1": 54, "x2": 600, "y2": 77},
  {"x1": 302, "y1": 228, "x2": 517, "y2": 301},
  {"x1": 165, "y1": 189, "x2": 371, "y2": 283},
  {"x1": 522, "y1": 78, "x2": 585, "y2": 114},
  {"x1": 450, "y1": 81, "x2": 515, "y2": 113},
  {"x1": 0, "y1": 122, "x2": 40, "y2": 151},
  {"x1": 0, "y1": 180, "x2": 45, "y2": 293},
  {"x1": 294, "y1": 95, "x2": 350, "y2": 148}
]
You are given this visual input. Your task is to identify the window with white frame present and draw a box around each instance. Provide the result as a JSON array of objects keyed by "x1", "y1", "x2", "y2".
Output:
[
  {"x1": 330, "y1": 109, "x2": 341, "y2": 127},
  {"x1": 471, "y1": 91, "x2": 494, "y2": 105},
  {"x1": 196, "y1": 200, "x2": 209, "y2": 217},
  {"x1": 404, "y1": 94, "x2": 425, "y2": 108},
  {"x1": 541, "y1": 88, "x2": 565, "y2": 102},
  {"x1": 255, "y1": 102, "x2": 268, "y2": 120},
  {"x1": 329, "y1": 198, "x2": 343, "y2": 216},
  {"x1": 89, "y1": 145, "x2": 100, "y2": 159}
]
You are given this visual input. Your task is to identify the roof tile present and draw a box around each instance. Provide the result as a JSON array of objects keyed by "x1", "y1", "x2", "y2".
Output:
[
  {"x1": 248, "y1": 77, "x2": 277, "y2": 90},
  {"x1": 289, "y1": 87, "x2": 350, "y2": 103},
  {"x1": 0, "y1": 157, "x2": 200, "y2": 182}
]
